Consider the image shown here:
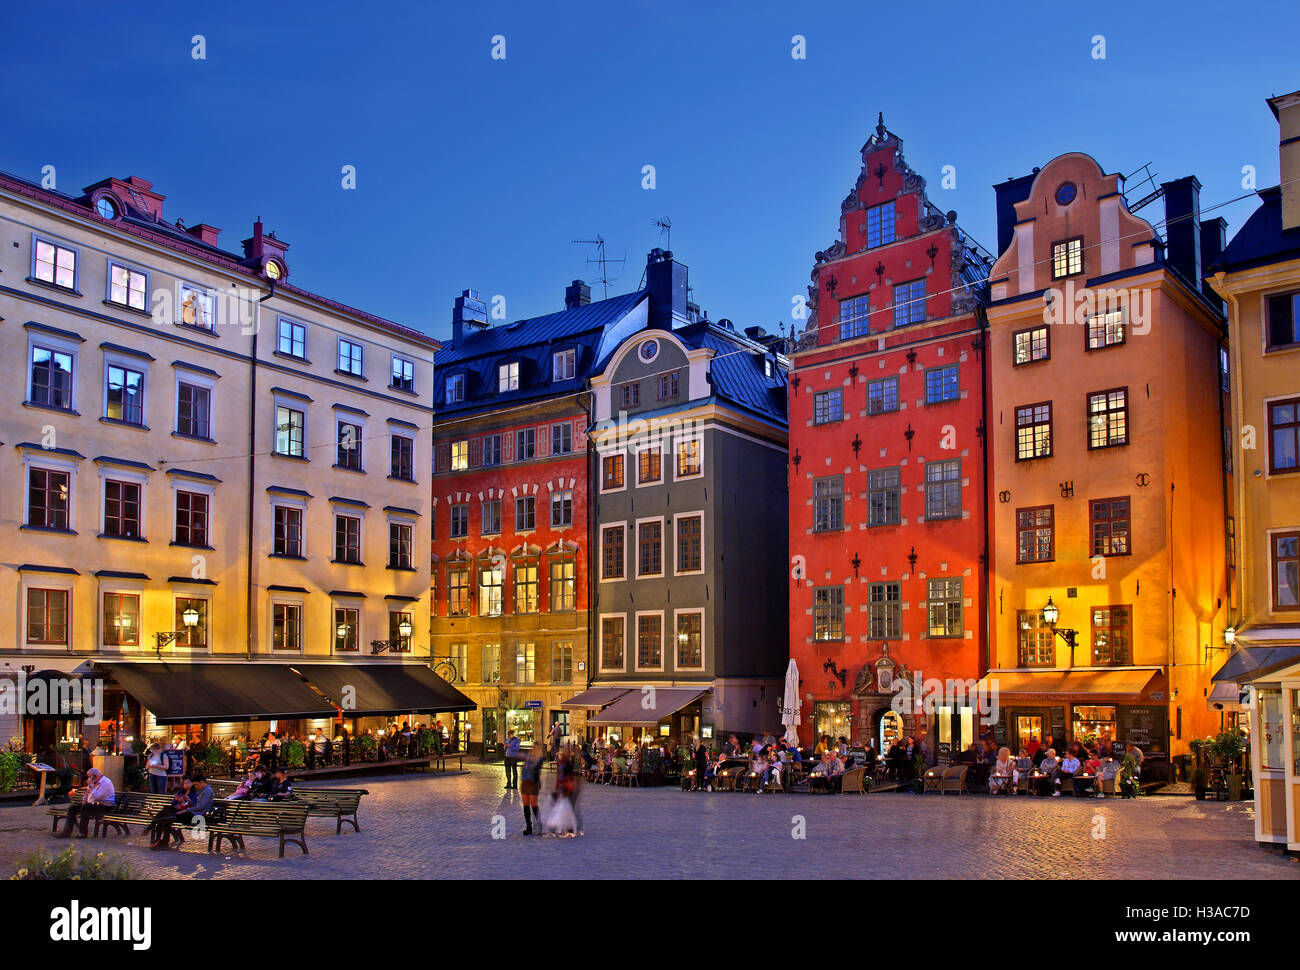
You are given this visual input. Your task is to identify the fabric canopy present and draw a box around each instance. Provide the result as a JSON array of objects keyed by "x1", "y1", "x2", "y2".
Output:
[
  {"x1": 1211, "y1": 646, "x2": 1300, "y2": 684},
  {"x1": 290, "y1": 664, "x2": 476, "y2": 716},
  {"x1": 560, "y1": 687, "x2": 630, "y2": 710},
  {"x1": 105, "y1": 663, "x2": 337, "y2": 725},
  {"x1": 974, "y1": 668, "x2": 1160, "y2": 697},
  {"x1": 587, "y1": 687, "x2": 708, "y2": 726},
  {"x1": 1206, "y1": 681, "x2": 1247, "y2": 713}
]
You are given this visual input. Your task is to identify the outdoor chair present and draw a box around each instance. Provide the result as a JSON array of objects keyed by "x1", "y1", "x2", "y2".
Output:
[{"x1": 940, "y1": 765, "x2": 968, "y2": 795}]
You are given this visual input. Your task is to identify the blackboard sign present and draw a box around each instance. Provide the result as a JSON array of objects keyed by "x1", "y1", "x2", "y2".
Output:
[
  {"x1": 991, "y1": 719, "x2": 1007, "y2": 746},
  {"x1": 1049, "y1": 707, "x2": 1066, "y2": 745},
  {"x1": 1117, "y1": 706, "x2": 1167, "y2": 754},
  {"x1": 163, "y1": 750, "x2": 186, "y2": 775}
]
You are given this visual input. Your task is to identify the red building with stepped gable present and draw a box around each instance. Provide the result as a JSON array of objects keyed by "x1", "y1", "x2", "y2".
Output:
[{"x1": 788, "y1": 115, "x2": 993, "y2": 757}]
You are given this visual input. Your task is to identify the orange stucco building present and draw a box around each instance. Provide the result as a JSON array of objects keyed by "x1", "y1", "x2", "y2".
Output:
[{"x1": 979, "y1": 153, "x2": 1231, "y2": 769}]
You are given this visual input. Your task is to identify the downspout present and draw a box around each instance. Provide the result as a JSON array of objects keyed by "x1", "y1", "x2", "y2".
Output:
[
  {"x1": 246, "y1": 281, "x2": 275, "y2": 660},
  {"x1": 578, "y1": 389, "x2": 596, "y2": 691},
  {"x1": 978, "y1": 306, "x2": 992, "y2": 681}
]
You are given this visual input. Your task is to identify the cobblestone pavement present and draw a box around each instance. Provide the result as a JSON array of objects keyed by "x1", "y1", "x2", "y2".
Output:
[{"x1": 1, "y1": 765, "x2": 1295, "y2": 880}]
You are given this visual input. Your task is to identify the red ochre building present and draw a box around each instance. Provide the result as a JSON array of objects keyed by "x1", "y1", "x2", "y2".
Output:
[{"x1": 788, "y1": 116, "x2": 993, "y2": 754}]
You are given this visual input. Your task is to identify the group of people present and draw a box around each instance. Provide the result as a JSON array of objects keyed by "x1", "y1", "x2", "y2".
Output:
[
  {"x1": 502, "y1": 729, "x2": 583, "y2": 837},
  {"x1": 978, "y1": 735, "x2": 1143, "y2": 797},
  {"x1": 579, "y1": 733, "x2": 684, "y2": 785}
]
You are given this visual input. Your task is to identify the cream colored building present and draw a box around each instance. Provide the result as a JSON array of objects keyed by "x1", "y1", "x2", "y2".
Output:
[
  {"x1": 1209, "y1": 91, "x2": 1300, "y2": 847},
  {"x1": 0, "y1": 172, "x2": 449, "y2": 750}
]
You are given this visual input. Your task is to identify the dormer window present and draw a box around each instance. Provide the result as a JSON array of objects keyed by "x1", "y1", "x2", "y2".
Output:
[
  {"x1": 446, "y1": 373, "x2": 465, "y2": 404},
  {"x1": 552, "y1": 349, "x2": 576, "y2": 382},
  {"x1": 95, "y1": 196, "x2": 120, "y2": 220},
  {"x1": 264, "y1": 259, "x2": 283, "y2": 281},
  {"x1": 498, "y1": 361, "x2": 519, "y2": 393}
]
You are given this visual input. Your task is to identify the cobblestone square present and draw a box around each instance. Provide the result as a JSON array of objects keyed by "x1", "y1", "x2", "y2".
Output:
[{"x1": 1, "y1": 765, "x2": 1295, "y2": 880}]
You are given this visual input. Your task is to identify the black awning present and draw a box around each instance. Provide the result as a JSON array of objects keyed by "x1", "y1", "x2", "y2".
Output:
[
  {"x1": 104, "y1": 663, "x2": 337, "y2": 725},
  {"x1": 290, "y1": 664, "x2": 477, "y2": 716}
]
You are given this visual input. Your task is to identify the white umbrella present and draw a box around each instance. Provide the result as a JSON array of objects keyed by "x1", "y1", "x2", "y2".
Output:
[{"x1": 780, "y1": 659, "x2": 801, "y2": 746}]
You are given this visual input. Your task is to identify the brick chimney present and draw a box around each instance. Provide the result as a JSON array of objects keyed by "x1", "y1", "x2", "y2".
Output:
[
  {"x1": 186, "y1": 224, "x2": 221, "y2": 247},
  {"x1": 81, "y1": 175, "x2": 166, "y2": 220},
  {"x1": 565, "y1": 280, "x2": 591, "y2": 310},
  {"x1": 1268, "y1": 90, "x2": 1300, "y2": 232},
  {"x1": 645, "y1": 249, "x2": 689, "y2": 330},
  {"x1": 1160, "y1": 176, "x2": 1203, "y2": 288},
  {"x1": 240, "y1": 218, "x2": 290, "y2": 275},
  {"x1": 452, "y1": 289, "x2": 488, "y2": 342}
]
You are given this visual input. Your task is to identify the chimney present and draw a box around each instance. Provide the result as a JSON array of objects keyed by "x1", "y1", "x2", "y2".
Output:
[
  {"x1": 993, "y1": 168, "x2": 1038, "y2": 257},
  {"x1": 452, "y1": 288, "x2": 488, "y2": 342},
  {"x1": 1268, "y1": 90, "x2": 1300, "y2": 232},
  {"x1": 186, "y1": 223, "x2": 221, "y2": 247},
  {"x1": 565, "y1": 279, "x2": 591, "y2": 310},
  {"x1": 1161, "y1": 176, "x2": 1203, "y2": 289},
  {"x1": 240, "y1": 218, "x2": 290, "y2": 273},
  {"x1": 646, "y1": 248, "x2": 689, "y2": 330},
  {"x1": 80, "y1": 175, "x2": 166, "y2": 221},
  {"x1": 1199, "y1": 216, "x2": 1227, "y2": 312}
]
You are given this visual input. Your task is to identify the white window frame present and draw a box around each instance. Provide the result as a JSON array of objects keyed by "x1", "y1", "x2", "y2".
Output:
[
  {"x1": 633, "y1": 609, "x2": 666, "y2": 673},
  {"x1": 514, "y1": 641, "x2": 536, "y2": 685},
  {"x1": 102, "y1": 351, "x2": 148, "y2": 427},
  {"x1": 387, "y1": 512, "x2": 418, "y2": 570},
  {"x1": 174, "y1": 367, "x2": 216, "y2": 441},
  {"x1": 20, "y1": 574, "x2": 74, "y2": 651},
  {"x1": 599, "y1": 613, "x2": 628, "y2": 673},
  {"x1": 446, "y1": 372, "x2": 465, "y2": 404},
  {"x1": 498, "y1": 361, "x2": 520, "y2": 393},
  {"x1": 450, "y1": 439, "x2": 469, "y2": 471},
  {"x1": 673, "y1": 608, "x2": 706, "y2": 671},
  {"x1": 270, "y1": 491, "x2": 310, "y2": 558},
  {"x1": 26, "y1": 332, "x2": 80, "y2": 413},
  {"x1": 336, "y1": 417, "x2": 366, "y2": 472},
  {"x1": 672, "y1": 511, "x2": 705, "y2": 576},
  {"x1": 176, "y1": 280, "x2": 216, "y2": 331},
  {"x1": 552, "y1": 348, "x2": 576, "y2": 381},
  {"x1": 390, "y1": 431, "x2": 416, "y2": 480},
  {"x1": 273, "y1": 397, "x2": 308, "y2": 458},
  {"x1": 31, "y1": 234, "x2": 80, "y2": 291},
  {"x1": 673, "y1": 435, "x2": 704, "y2": 482},
  {"x1": 269, "y1": 596, "x2": 306, "y2": 654},
  {"x1": 391, "y1": 354, "x2": 415, "y2": 391},
  {"x1": 106, "y1": 260, "x2": 150, "y2": 312},
  {"x1": 97, "y1": 463, "x2": 149, "y2": 541},
  {"x1": 21, "y1": 449, "x2": 79, "y2": 532},
  {"x1": 600, "y1": 521, "x2": 628, "y2": 583},
  {"x1": 332, "y1": 506, "x2": 366, "y2": 565},
  {"x1": 169, "y1": 474, "x2": 216, "y2": 546},
  {"x1": 337, "y1": 337, "x2": 365, "y2": 377},
  {"x1": 551, "y1": 489, "x2": 573, "y2": 528},
  {"x1": 276, "y1": 317, "x2": 308, "y2": 359},
  {"x1": 635, "y1": 515, "x2": 666, "y2": 578}
]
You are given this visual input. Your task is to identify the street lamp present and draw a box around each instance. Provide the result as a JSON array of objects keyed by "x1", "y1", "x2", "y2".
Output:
[
  {"x1": 370, "y1": 618, "x2": 414, "y2": 654},
  {"x1": 1224, "y1": 625, "x2": 1236, "y2": 646},
  {"x1": 1041, "y1": 596, "x2": 1079, "y2": 665},
  {"x1": 155, "y1": 607, "x2": 201, "y2": 658}
]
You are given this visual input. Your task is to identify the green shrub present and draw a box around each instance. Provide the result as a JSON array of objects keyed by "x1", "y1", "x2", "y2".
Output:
[
  {"x1": 10, "y1": 846, "x2": 134, "y2": 881},
  {"x1": 282, "y1": 739, "x2": 306, "y2": 769},
  {"x1": 0, "y1": 750, "x2": 24, "y2": 792}
]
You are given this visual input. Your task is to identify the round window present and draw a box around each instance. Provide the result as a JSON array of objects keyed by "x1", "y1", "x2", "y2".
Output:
[
  {"x1": 265, "y1": 260, "x2": 283, "y2": 280},
  {"x1": 95, "y1": 197, "x2": 118, "y2": 220},
  {"x1": 1055, "y1": 182, "x2": 1077, "y2": 206},
  {"x1": 639, "y1": 339, "x2": 659, "y2": 362}
]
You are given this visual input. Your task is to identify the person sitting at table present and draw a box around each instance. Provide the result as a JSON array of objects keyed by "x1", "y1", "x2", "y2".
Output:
[
  {"x1": 989, "y1": 747, "x2": 1016, "y2": 793},
  {"x1": 1095, "y1": 757, "x2": 1120, "y2": 798},
  {"x1": 982, "y1": 738, "x2": 999, "y2": 764},
  {"x1": 861, "y1": 742, "x2": 877, "y2": 771},
  {"x1": 1025, "y1": 736, "x2": 1041, "y2": 760},
  {"x1": 1054, "y1": 750, "x2": 1081, "y2": 796},
  {"x1": 1035, "y1": 749, "x2": 1060, "y2": 795},
  {"x1": 1014, "y1": 748, "x2": 1034, "y2": 780},
  {"x1": 809, "y1": 751, "x2": 844, "y2": 793}
]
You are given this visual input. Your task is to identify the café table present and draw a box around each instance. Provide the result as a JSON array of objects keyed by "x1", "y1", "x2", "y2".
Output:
[{"x1": 989, "y1": 772, "x2": 1015, "y2": 795}]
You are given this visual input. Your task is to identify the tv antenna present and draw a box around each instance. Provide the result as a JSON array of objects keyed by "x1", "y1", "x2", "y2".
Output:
[
  {"x1": 1122, "y1": 162, "x2": 1164, "y2": 214},
  {"x1": 571, "y1": 235, "x2": 625, "y2": 300},
  {"x1": 651, "y1": 216, "x2": 672, "y2": 250}
]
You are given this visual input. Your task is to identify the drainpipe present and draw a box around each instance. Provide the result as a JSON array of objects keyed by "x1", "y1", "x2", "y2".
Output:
[
  {"x1": 977, "y1": 306, "x2": 992, "y2": 681},
  {"x1": 578, "y1": 389, "x2": 596, "y2": 691},
  {"x1": 246, "y1": 281, "x2": 275, "y2": 660}
]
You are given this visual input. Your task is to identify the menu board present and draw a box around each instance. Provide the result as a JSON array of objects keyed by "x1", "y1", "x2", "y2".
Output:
[
  {"x1": 1117, "y1": 706, "x2": 1166, "y2": 754},
  {"x1": 163, "y1": 750, "x2": 186, "y2": 775},
  {"x1": 1050, "y1": 707, "x2": 1067, "y2": 744}
]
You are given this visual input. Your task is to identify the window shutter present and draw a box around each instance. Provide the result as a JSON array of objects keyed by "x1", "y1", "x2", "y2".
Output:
[
  {"x1": 503, "y1": 431, "x2": 514, "y2": 462},
  {"x1": 468, "y1": 438, "x2": 481, "y2": 468},
  {"x1": 435, "y1": 443, "x2": 450, "y2": 473},
  {"x1": 573, "y1": 418, "x2": 583, "y2": 447},
  {"x1": 537, "y1": 426, "x2": 550, "y2": 458}
]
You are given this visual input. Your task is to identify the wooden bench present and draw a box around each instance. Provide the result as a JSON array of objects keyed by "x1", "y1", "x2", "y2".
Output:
[
  {"x1": 206, "y1": 781, "x2": 368, "y2": 834},
  {"x1": 48, "y1": 791, "x2": 176, "y2": 838},
  {"x1": 207, "y1": 801, "x2": 310, "y2": 857}
]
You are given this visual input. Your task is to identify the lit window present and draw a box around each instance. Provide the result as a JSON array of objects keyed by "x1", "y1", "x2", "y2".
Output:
[
  {"x1": 552, "y1": 349, "x2": 576, "y2": 381},
  {"x1": 450, "y1": 439, "x2": 468, "y2": 471},
  {"x1": 1015, "y1": 403, "x2": 1053, "y2": 460},
  {"x1": 498, "y1": 362, "x2": 519, "y2": 393},
  {"x1": 109, "y1": 263, "x2": 147, "y2": 311},
  {"x1": 1013, "y1": 326, "x2": 1049, "y2": 365},
  {"x1": 1087, "y1": 388, "x2": 1128, "y2": 448},
  {"x1": 33, "y1": 239, "x2": 76, "y2": 289},
  {"x1": 1051, "y1": 237, "x2": 1083, "y2": 279}
]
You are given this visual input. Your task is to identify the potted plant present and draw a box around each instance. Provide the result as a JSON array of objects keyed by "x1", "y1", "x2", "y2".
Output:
[
  {"x1": 1209, "y1": 730, "x2": 1246, "y2": 800},
  {"x1": 1189, "y1": 738, "x2": 1209, "y2": 800},
  {"x1": 1119, "y1": 754, "x2": 1140, "y2": 798},
  {"x1": 282, "y1": 738, "x2": 306, "y2": 769}
]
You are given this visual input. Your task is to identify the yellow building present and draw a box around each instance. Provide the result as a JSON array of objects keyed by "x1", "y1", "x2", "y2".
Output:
[
  {"x1": 0, "y1": 172, "x2": 465, "y2": 753},
  {"x1": 1208, "y1": 90, "x2": 1300, "y2": 847},
  {"x1": 980, "y1": 153, "x2": 1230, "y2": 769}
]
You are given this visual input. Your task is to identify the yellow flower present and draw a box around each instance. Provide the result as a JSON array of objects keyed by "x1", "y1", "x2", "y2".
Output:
[{"x1": 15, "y1": 868, "x2": 28, "y2": 879}]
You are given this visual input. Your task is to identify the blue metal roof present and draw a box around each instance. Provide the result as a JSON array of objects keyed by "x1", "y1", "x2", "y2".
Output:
[
  {"x1": 434, "y1": 290, "x2": 647, "y2": 418},
  {"x1": 1211, "y1": 187, "x2": 1300, "y2": 274},
  {"x1": 674, "y1": 322, "x2": 788, "y2": 427}
]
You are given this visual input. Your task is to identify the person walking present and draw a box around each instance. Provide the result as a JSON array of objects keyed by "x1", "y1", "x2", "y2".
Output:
[
  {"x1": 548, "y1": 720, "x2": 564, "y2": 761},
  {"x1": 694, "y1": 741, "x2": 709, "y2": 791},
  {"x1": 520, "y1": 745, "x2": 545, "y2": 835},
  {"x1": 503, "y1": 731, "x2": 521, "y2": 789}
]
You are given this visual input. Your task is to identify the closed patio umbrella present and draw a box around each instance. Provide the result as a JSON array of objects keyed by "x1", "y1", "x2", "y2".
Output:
[{"x1": 781, "y1": 659, "x2": 801, "y2": 746}]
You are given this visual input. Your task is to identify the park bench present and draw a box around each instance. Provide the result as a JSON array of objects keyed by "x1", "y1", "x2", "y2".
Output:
[
  {"x1": 206, "y1": 800, "x2": 311, "y2": 857},
  {"x1": 48, "y1": 791, "x2": 175, "y2": 838},
  {"x1": 205, "y1": 780, "x2": 368, "y2": 834}
]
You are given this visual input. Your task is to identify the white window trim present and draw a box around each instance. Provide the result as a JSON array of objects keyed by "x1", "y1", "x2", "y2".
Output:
[
  {"x1": 1265, "y1": 526, "x2": 1300, "y2": 615},
  {"x1": 99, "y1": 578, "x2": 146, "y2": 652},
  {"x1": 97, "y1": 463, "x2": 150, "y2": 541},
  {"x1": 331, "y1": 599, "x2": 363, "y2": 656},
  {"x1": 552, "y1": 348, "x2": 576, "y2": 382},
  {"x1": 673, "y1": 607, "x2": 706, "y2": 672},
  {"x1": 102, "y1": 351, "x2": 149, "y2": 427},
  {"x1": 20, "y1": 574, "x2": 74, "y2": 651},
  {"x1": 450, "y1": 438, "x2": 469, "y2": 472},
  {"x1": 391, "y1": 353, "x2": 416, "y2": 390},
  {"x1": 170, "y1": 478, "x2": 214, "y2": 545},
  {"x1": 331, "y1": 504, "x2": 368, "y2": 564},
  {"x1": 175, "y1": 279, "x2": 217, "y2": 332},
  {"x1": 336, "y1": 415, "x2": 367, "y2": 472},
  {"x1": 275, "y1": 316, "x2": 309, "y2": 359},
  {"x1": 599, "y1": 449, "x2": 627, "y2": 494},
  {"x1": 599, "y1": 612, "x2": 627, "y2": 673},
  {"x1": 498, "y1": 361, "x2": 520, "y2": 393},
  {"x1": 174, "y1": 368, "x2": 216, "y2": 440},
  {"x1": 337, "y1": 336, "x2": 366, "y2": 377},
  {"x1": 633, "y1": 609, "x2": 666, "y2": 673},
  {"x1": 550, "y1": 489, "x2": 574, "y2": 529},
  {"x1": 390, "y1": 430, "x2": 416, "y2": 479},
  {"x1": 513, "y1": 494, "x2": 537, "y2": 535},
  {"x1": 634, "y1": 443, "x2": 664, "y2": 488},
  {"x1": 169, "y1": 590, "x2": 212, "y2": 655},
  {"x1": 672, "y1": 510, "x2": 706, "y2": 577},
  {"x1": 600, "y1": 520, "x2": 628, "y2": 583},
  {"x1": 105, "y1": 259, "x2": 151, "y2": 312},
  {"x1": 673, "y1": 434, "x2": 704, "y2": 482},
  {"x1": 30, "y1": 233, "x2": 81, "y2": 291},
  {"x1": 446, "y1": 372, "x2": 466, "y2": 404},
  {"x1": 635, "y1": 515, "x2": 666, "y2": 579},
  {"x1": 26, "y1": 332, "x2": 81, "y2": 412},
  {"x1": 21, "y1": 449, "x2": 80, "y2": 532},
  {"x1": 270, "y1": 493, "x2": 310, "y2": 558},
  {"x1": 514, "y1": 641, "x2": 537, "y2": 685},
  {"x1": 269, "y1": 596, "x2": 307, "y2": 654},
  {"x1": 551, "y1": 421, "x2": 574, "y2": 456},
  {"x1": 272, "y1": 395, "x2": 309, "y2": 458}
]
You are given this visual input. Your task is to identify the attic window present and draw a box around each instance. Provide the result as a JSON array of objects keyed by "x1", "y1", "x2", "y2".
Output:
[
  {"x1": 764, "y1": 358, "x2": 774, "y2": 378},
  {"x1": 95, "y1": 197, "x2": 119, "y2": 220},
  {"x1": 498, "y1": 362, "x2": 519, "y2": 393},
  {"x1": 446, "y1": 373, "x2": 465, "y2": 404},
  {"x1": 264, "y1": 259, "x2": 283, "y2": 280},
  {"x1": 552, "y1": 349, "x2": 576, "y2": 382}
]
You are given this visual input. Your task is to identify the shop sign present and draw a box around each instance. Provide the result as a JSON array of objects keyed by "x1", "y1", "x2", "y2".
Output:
[{"x1": 523, "y1": 700, "x2": 542, "y2": 709}]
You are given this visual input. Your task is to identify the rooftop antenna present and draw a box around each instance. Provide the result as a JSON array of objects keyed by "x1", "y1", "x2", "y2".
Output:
[
  {"x1": 651, "y1": 216, "x2": 672, "y2": 251},
  {"x1": 571, "y1": 235, "x2": 626, "y2": 300},
  {"x1": 1122, "y1": 162, "x2": 1164, "y2": 214}
]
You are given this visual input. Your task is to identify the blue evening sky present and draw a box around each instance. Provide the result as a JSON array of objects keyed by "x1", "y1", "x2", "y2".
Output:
[{"x1": 4, "y1": 0, "x2": 1297, "y2": 343}]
